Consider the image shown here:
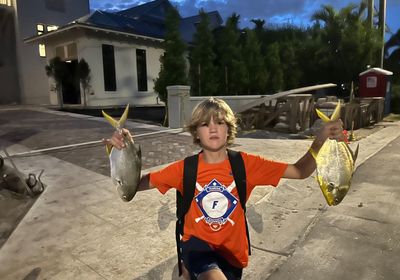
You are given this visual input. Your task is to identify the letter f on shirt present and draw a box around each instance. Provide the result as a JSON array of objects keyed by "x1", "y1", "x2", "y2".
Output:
[{"x1": 212, "y1": 201, "x2": 219, "y2": 209}]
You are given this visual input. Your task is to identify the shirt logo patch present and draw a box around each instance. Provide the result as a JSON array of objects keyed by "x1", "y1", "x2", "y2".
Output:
[{"x1": 194, "y1": 179, "x2": 238, "y2": 231}]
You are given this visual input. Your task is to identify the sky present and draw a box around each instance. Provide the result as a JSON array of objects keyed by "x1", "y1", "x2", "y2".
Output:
[{"x1": 89, "y1": 0, "x2": 400, "y2": 38}]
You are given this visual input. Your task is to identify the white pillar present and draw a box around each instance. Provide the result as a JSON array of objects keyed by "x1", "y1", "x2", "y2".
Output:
[{"x1": 167, "y1": 85, "x2": 191, "y2": 128}]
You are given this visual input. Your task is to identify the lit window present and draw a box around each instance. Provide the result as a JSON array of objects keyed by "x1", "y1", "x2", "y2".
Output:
[
  {"x1": 39, "y1": 44, "x2": 46, "y2": 57},
  {"x1": 1, "y1": 0, "x2": 12, "y2": 6},
  {"x1": 37, "y1": 24, "x2": 44, "y2": 35},
  {"x1": 47, "y1": 25, "x2": 58, "y2": 32}
]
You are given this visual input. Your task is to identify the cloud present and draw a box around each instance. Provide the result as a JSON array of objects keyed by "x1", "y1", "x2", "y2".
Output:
[{"x1": 89, "y1": 0, "x2": 400, "y2": 32}]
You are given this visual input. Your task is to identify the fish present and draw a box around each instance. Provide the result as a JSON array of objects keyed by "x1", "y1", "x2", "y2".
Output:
[
  {"x1": 311, "y1": 101, "x2": 359, "y2": 206},
  {"x1": 102, "y1": 104, "x2": 142, "y2": 202}
]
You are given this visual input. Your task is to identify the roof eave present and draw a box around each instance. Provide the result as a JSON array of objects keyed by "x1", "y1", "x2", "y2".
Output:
[
  {"x1": 359, "y1": 67, "x2": 394, "y2": 76},
  {"x1": 24, "y1": 22, "x2": 164, "y2": 44}
]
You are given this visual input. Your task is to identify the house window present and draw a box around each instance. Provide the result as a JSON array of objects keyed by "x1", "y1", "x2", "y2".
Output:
[
  {"x1": 0, "y1": 0, "x2": 12, "y2": 6},
  {"x1": 37, "y1": 24, "x2": 44, "y2": 35},
  {"x1": 45, "y1": 0, "x2": 65, "y2": 13},
  {"x1": 39, "y1": 44, "x2": 46, "y2": 57},
  {"x1": 136, "y1": 49, "x2": 148, "y2": 91},
  {"x1": 37, "y1": 24, "x2": 46, "y2": 57},
  {"x1": 47, "y1": 25, "x2": 58, "y2": 32},
  {"x1": 102, "y1": 44, "x2": 116, "y2": 91}
]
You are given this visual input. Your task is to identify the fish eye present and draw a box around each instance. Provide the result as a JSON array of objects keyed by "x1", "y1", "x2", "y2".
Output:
[
  {"x1": 327, "y1": 182, "x2": 335, "y2": 192},
  {"x1": 116, "y1": 179, "x2": 123, "y2": 186}
]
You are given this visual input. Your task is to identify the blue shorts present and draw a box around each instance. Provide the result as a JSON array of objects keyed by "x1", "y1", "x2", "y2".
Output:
[{"x1": 181, "y1": 236, "x2": 243, "y2": 280}]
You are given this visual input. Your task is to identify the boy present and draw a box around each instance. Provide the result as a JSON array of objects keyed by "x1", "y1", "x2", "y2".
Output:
[{"x1": 104, "y1": 97, "x2": 344, "y2": 280}]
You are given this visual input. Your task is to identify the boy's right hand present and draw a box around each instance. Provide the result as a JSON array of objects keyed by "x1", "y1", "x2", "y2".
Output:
[{"x1": 102, "y1": 128, "x2": 132, "y2": 150}]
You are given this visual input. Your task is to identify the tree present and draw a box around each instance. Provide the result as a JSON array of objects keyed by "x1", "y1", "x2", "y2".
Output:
[
  {"x1": 310, "y1": 3, "x2": 381, "y2": 86},
  {"x1": 385, "y1": 29, "x2": 400, "y2": 84},
  {"x1": 154, "y1": 6, "x2": 187, "y2": 125},
  {"x1": 214, "y1": 13, "x2": 246, "y2": 95},
  {"x1": 45, "y1": 57, "x2": 68, "y2": 107},
  {"x1": 241, "y1": 29, "x2": 267, "y2": 94},
  {"x1": 77, "y1": 58, "x2": 91, "y2": 107},
  {"x1": 265, "y1": 43, "x2": 283, "y2": 92},
  {"x1": 189, "y1": 9, "x2": 218, "y2": 96}
]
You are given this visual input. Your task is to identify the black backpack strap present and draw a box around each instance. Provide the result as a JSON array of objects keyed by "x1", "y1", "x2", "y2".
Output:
[
  {"x1": 176, "y1": 153, "x2": 199, "y2": 276},
  {"x1": 227, "y1": 149, "x2": 251, "y2": 255}
]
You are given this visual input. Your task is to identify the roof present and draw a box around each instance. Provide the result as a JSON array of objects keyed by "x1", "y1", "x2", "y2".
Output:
[
  {"x1": 180, "y1": 11, "x2": 223, "y2": 43},
  {"x1": 25, "y1": 0, "x2": 222, "y2": 44},
  {"x1": 359, "y1": 67, "x2": 393, "y2": 76},
  {"x1": 116, "y1": 0, "x2": 175, "y2": 22}
]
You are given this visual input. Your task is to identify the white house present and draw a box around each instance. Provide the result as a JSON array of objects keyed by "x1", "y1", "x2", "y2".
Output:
[
  {"x1": 23, "y1": 0, "x2": 222, "y2": 108},
  {"x1": 0, "y1": 0, "x2": 90, "y2": 105}
]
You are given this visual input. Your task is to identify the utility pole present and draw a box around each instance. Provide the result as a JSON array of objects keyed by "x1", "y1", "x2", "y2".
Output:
[
  {"x1": 367, "y1": 0, "x2": 374, "y2": 29},
  {"x1": 379, "y1": 0, "x2": 386, "y2": 68}
]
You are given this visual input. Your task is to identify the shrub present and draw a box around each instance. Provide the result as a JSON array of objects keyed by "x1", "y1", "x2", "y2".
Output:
[{"x1": 391, "y1": 84, "x2": 400, "y2": 114}]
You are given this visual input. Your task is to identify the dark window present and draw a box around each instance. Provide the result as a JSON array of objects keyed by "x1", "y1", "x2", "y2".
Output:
[
  {"x1": 102, "y1": 44, "x2": 116, "y2": 91},
  {"x1": 44, "y1": 0, "x2": 65, "y2": 12},
  {"x1": 136, "y1": 49, "x2": 147, "y2": 91}
]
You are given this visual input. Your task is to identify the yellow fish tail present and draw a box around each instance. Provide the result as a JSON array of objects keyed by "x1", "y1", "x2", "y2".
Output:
[
  {"x1": 102, "y1": 104, "x2": 130, "y2": 128},
  {"x1": 102, "y1": 104, "x2": 130, "y2": 156},
  {"x1": 315, "y1": 100, "x2": 341, "y2": 123}
]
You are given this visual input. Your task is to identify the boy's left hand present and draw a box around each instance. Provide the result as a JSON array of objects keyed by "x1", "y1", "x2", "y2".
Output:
[{"x1": 316, "y1": 119, "x2": 346, "y2": 144}]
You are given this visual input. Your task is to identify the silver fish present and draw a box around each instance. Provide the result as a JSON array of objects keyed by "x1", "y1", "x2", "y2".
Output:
[
  {"x1": 102, "y1": 105, "x2": 142, "y2": 201},
  {"x1": 311, "y1": 101, "x2": 359, "y2": 206}
]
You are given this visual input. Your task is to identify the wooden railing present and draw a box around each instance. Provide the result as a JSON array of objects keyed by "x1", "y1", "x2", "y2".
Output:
[{"x1": 240, "y1": 95, "x2": 385, "y2": 133}]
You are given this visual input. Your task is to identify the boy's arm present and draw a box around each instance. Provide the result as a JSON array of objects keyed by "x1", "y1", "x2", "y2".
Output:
[
  {"x1": 137, "y1": 173, "x2": 156, "y2": 191},
  {"x1": 283, "y1": 120, "x2": 344, "y2": 179}
]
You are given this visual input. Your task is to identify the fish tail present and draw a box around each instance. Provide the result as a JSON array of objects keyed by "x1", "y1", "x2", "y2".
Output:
[
  {"x1": 119, "y1": 104, "x2": 130, "y2": 127},
  {"x1": 101, "y1": 104, "x2": 130, "y2": 128},
  {"x1": 105, "y1": 144, "x2": 113, "y2": 156},
  {"x1": 102, "y1": 110, "x2": 119, "y2": 128},
  {"x1": 315, "y1": 100, "x2": 341, "y2": 123}
]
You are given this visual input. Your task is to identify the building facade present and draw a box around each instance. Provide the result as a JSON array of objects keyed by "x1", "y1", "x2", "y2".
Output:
[
  {"x1": 20, "y1": 0, "x2": 222, "y2": 108},
  {"x1": 0, "y1": 0, "x2": 90, "y2": 105}
]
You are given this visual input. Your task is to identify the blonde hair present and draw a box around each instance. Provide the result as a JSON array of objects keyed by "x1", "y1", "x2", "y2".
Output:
[{"x1": 187, "y1": 97, "x2": 237, "y2": 146}]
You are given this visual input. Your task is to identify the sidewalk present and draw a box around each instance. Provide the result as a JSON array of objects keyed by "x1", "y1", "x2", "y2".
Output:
[{"x1": 0, "y1": 106, "x2": 399, "y2": 279}]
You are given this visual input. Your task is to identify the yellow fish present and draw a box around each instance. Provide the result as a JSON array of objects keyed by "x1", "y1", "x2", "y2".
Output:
[
  {"x1": 102, "y1": 105, "x2": 142, "y2": 201},
  {"x1": 310, "y1": 101, "x2": 359, "y2": 205}
]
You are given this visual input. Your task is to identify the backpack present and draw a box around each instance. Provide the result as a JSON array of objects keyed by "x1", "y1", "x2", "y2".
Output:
[{"x1": 175, "y1": 149, "x2": 251, "y2": 275}]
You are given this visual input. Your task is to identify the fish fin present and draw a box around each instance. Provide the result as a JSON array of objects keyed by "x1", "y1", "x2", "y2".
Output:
[
  {"x1": 102, "y1": 104, "x2": 130, "y2": 128},
  {"x1": 102, "y1": 110, "x2": 118, "y2": 128},
  {"x1": 119, "y1": 104, "x2": 130, "y2": 127},
  {"x1": 330, "y1": 100, "x2": 341, "y2": 121},
  {"x1": 105, "y1": 144, "x2": 113, "y2": 156},
  {"x1": 315, "y1": 109, "x2": 331, "y2": 123},
  {"x1": 315, "y1": 101, "x2": 341, "y2": 122},
  {"x1": 309, "y1": 147, "x2": 318, "y2": 159},
  {"x1": 352, "y1": 144, "x2": 360, "y2": 163}
]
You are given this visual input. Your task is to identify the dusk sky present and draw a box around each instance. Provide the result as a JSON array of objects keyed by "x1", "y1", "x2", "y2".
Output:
[{"x1": 89, "y1": 0, "x2": 400, "y2": 39}]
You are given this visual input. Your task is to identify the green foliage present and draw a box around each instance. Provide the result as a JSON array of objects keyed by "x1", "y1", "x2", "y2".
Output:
[
  {"x1": 157, "y1": 0, "x2": 383, "y2": 99},
  {"x1": 154, "y1": 6, "x2": 187, "y2": 104},
  {"x1": 189, "y1": 9, "x2": 218, "y2": 96},
  {"x1": 45, "y1": 57, "x2": 68, "y2": 93},
  {"x1": 265, "y1": 43, "x2": 283, "y2": 92},
  {"x1": 241, "y1": 29, "x2": 267, "y2": 94},
  {"x1": 385, "y1": 29, "x2": 400, "y2": 84},
  {"x1": 77, "y1": 58, "x2": 91, "y2": 94},
  {"x1": 391, "y1": 84, "x2": 400, "y2": 114},
  {"x1": 215, "y1": 13, "x2": 246, "y2": 95},
  {"x1": 309, "y1": 3, "x2": 381, "y2": 85}
]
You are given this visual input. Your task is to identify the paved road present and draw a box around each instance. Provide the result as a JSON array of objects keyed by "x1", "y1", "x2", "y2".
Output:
[
  {"x1": 264, "y1": 135, "x2": 400, "y2": 280},
  {"x1": 0, "y1": 106, "x2": 399, "y2": 279}
]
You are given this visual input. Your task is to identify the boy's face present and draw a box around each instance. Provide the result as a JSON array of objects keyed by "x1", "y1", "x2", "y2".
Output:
[{"x1": 196, "y1": 116, "x2": 228, "y2": 152}]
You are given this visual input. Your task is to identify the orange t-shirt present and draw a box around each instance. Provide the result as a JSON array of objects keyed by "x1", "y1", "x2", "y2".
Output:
[{"x1": 149, "y1": 151, "x2": 288, "y2": 268}]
